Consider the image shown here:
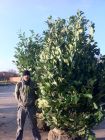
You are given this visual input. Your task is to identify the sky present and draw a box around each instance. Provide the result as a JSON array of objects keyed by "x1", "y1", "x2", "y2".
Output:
[{"x1": 0, "y1": 0, "x2": 105, "y2": 71}]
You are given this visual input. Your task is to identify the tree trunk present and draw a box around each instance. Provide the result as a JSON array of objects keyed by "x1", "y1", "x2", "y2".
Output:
[{"x1": 48, "y1": 128, "x2": 83, "y2": 140}]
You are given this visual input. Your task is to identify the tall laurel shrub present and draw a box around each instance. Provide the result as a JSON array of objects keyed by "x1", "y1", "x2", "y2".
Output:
[
  {"x1": 13, "y1": 30, "x2": 43, "y2": 80},
  {"x1": 38, "y1": 11, "x2": 105, "y2": 139},
  {"x1": 13, "y1": 11, "x2": 105, "y2": 139}
]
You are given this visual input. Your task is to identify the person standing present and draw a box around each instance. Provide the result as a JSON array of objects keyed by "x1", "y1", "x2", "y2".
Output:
[{"x1": 14, "y1": 70, "x2": 41, "y2": 140}]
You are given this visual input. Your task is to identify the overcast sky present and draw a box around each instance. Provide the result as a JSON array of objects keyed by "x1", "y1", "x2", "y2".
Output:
[{"x1": 0, "y1": 0, "x2": 105, "y2": 71}]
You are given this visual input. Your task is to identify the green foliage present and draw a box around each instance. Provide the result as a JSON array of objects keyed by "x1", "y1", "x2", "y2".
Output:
[
  {"x1": 13, "y1": 11, "x2": 105, "y2": 139},
  {"x1": 13, "y1": 30, "x2": 43, "y2": 80},
  {"x1": 95, "y1": 55, "x2": 105, "y2": 106},
  {"x1": 37, "y1": 11, "x2": 105, "y2": 139}
]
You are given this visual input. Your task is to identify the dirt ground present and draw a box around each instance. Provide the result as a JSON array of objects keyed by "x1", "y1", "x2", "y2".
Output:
[{"x1": 0, "y1": 85, "x2": 105, "y2": 140}]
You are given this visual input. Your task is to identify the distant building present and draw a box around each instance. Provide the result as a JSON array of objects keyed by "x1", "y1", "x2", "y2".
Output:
[
  {"x1": 0, "y1": 71, "x2": 19, "y2": 81},
  {"x1": 9, "y1": 76, "x2": 21, "y2": 83}
]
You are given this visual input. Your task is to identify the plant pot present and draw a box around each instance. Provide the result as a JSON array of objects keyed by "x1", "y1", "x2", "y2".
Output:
[{"x1": 48, "y1": 128, "x2": 83, "y2": 140}]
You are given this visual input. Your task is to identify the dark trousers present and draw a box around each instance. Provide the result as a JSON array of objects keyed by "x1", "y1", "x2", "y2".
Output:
[{"x1": 16, "y1": 106, "x2": 41, "y2": 140}]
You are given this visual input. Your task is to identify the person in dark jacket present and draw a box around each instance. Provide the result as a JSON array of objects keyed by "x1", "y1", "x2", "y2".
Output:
[{"x1": 15, "y1": 70, "x2": 41, "y2": 140}]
